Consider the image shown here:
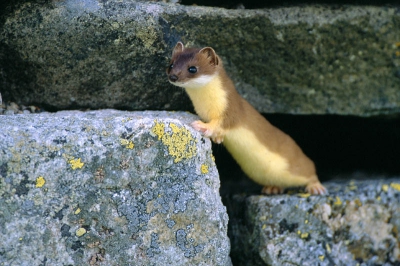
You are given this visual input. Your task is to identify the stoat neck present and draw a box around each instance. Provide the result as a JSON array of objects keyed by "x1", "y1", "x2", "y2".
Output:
[{"x1": 184, "y1": 75, "x2": 228, "y2": 122}]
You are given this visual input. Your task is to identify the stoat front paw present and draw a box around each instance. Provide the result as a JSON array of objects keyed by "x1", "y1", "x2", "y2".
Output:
[
  {"x1": 306, "y1": 182, "x2": 327, "y2": 195},
  {"x1": 211, "y1": 135, "x2": 224, "y2": 144},
  {"x1": 191, "y1": 120, "x2": 208, "y2": 134},
  {"x1": 261, "y1": 186, "x2": 285, "y2": 195},
  {"x1": 191, "y1": 120, "x2": 224, "y2": 144}
]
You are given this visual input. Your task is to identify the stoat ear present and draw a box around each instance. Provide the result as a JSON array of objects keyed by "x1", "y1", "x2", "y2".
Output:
[
  {"x1": 199, "y1": 47, "x2": 219, "y2": 66},
  {"x1": 172, "y1": 42, "x2": 184, "y2": 56}
]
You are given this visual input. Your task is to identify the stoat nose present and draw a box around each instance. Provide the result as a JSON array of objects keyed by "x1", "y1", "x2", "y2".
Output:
[{"x1": 169, "y1": 75, "x2": 178, "y2": 82}]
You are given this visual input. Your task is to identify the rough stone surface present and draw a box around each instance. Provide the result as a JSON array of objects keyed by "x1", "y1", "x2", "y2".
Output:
[
  {"x1": 1, "y1": 1, "x2": 400, "y2": 116},
  {"x1": 0, "y1": 110, "x2": 231, "y2": 266},
  {"x1": 226, "y1": 178, "x2": 400, "y2": 266}
]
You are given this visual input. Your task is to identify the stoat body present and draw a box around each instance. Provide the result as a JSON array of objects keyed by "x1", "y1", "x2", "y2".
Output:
[{"x1": 166, "y1": 42, "x2": 326, "y2": 195}]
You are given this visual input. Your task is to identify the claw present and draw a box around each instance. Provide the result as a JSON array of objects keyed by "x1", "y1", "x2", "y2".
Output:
[
  {"x1": 212, "y1": 136, "x2": 224, "y2": 144},
  {"x1": 261, "y1": 186, "x2": 284, "y2": 195},
  {"x1": 305, "y1": 182, "x2": 327, "y2": 195}
]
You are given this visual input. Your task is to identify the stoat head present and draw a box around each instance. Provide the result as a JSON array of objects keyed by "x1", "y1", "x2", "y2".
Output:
[{"x1": 166, "y1": 42, "x2": 220, "y2": 89}]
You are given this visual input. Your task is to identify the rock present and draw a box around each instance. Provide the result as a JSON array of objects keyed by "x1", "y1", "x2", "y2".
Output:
[
  {"x1": 1, "y1": 1, "x2": 400, "y2": 116},
  {"x1": 3, "y1": 110, "x2": 15, "y2": 115},
  {"x1": 226, "y1": 178, "x2": 400, "y2": 265},
  {"x1": 0, "y1": 110, "x2": 231, "y2": 266}
]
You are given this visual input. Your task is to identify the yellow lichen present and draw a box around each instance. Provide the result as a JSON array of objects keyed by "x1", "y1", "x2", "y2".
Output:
[
  {"x1": 382, "y1": 184, "x2": 389, "y2": 192},
  {"x1": 333, "y1": 196, "x2": 342, "y2": 206},
  {"x1": 75, "y1": 208, "x2": 81, "y2": 215},
  {"x1": 354, "y1": 198, "x2": 362, "y2": 207},
  {"x1": 152, "y1": 121, "x2": 197, "y2": 163},
  {"x1": 76, "y1": 227, "x2": 86, "y2": 237},
  {"x1": 300, "y1": 232, "x2": 309, "y2": 239},
  {"x1": 169, "y1": 123, "x2": 181, "y2": 134},
  {"x1": 319, "y1": 255, "x2": 325, "y2": 262},
  {"x1": 262, "y1": 224, "x2": 266, "y2": 230},
  {"x1": 326, "y1": 243, "x2": 331, "y2": 254},
  {"x1": 127, "y1": 141, "x2": 134, "y2": 149},
  {"x1": 201, "y1": 164, "x2": 208, "y2": 174},
  {"x1": 69, "y1": 158, "x2": 84, "y2": 170},
  {"x1": 152, "y1": 120, "x2": 165, "y2": 140},
  {"x1": 120, "y1": 139, "x2": 134, "y2": 149},
  {"x1": 298, "y1": 193, "x2": 311, "y2": 198},
  {"x1": 297, "y1": 230, "x2": 310, "y2": 239},
  {"x1": 35, "y1": 176, "x2": 45, "y2": 188},
  {"x1": 120, "y1": 139, "x2": 129, "y2": 146},
  {"x1": 390, "y1": 183, "x2": 400, "y2": 191},
  {"x1": 211, "y1": 154, "x2": 215, "y2": 162}
]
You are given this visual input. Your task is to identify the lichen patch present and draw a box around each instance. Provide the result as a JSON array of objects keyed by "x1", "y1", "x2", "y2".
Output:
[
  {"x1": 200, "y1": 164, "x2": 208, "y2": 174},
  {"x1": 120, "y1": 139, "x2": 135, "y2": 149},
  {"x1": 68, "y1": 158, "x2": 84, "y2": 170},
  {"x1": 76, "y1": 227, "x2": 86, "y2": 237},
  {"x1": 390, "y1": 183, "x2": 400, "y2": 191},
  {"x1": 35, "y1": 176, "x2": 46, "y2": 188},
  {"x1": 152, "y1": 120, "x2": 165, "y2": 140},
  {"x1": 152, "y1": 121, "x2": 197, "y2": 163}
]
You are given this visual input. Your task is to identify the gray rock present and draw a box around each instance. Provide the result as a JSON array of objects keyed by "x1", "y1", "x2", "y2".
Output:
[
  {"x1": 3, "y1": 109, "x2": 15, "y2": 115},
  {"x1": 227, "y1": 178, "x2": 400, "y2": 266},
  {"x1": 1, "y1": 2, "x2": 400, "y2": 116},
  {"x1": 0, "y1": 110, "x2": 231, "y2": 266}
]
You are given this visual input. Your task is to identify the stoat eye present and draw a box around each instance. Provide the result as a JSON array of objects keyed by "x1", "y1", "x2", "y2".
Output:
[
  {"x1": 188, "y1": 66, "x2": 197, "y2": 74},
  {"x1": 169, "y1": 63, "x2": 174, "y2": 69}
]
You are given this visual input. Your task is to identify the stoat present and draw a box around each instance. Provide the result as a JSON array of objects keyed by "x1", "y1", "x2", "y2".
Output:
[{"x1": 166, "y1": 42, "x2": 326, "y2": 195}]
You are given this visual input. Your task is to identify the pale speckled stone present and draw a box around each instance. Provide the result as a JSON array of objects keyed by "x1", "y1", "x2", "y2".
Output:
[
  {"x1": 0, "y1": 110, "x2": 231, "y2": 266},
  {"x1": 227, "y1": 178, "x2": 400, "y2": 266}
]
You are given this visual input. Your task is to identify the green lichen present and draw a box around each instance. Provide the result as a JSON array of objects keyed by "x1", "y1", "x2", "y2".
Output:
[{"x1": 152, "y1": 121, "x2": 197, "y2": 163}]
